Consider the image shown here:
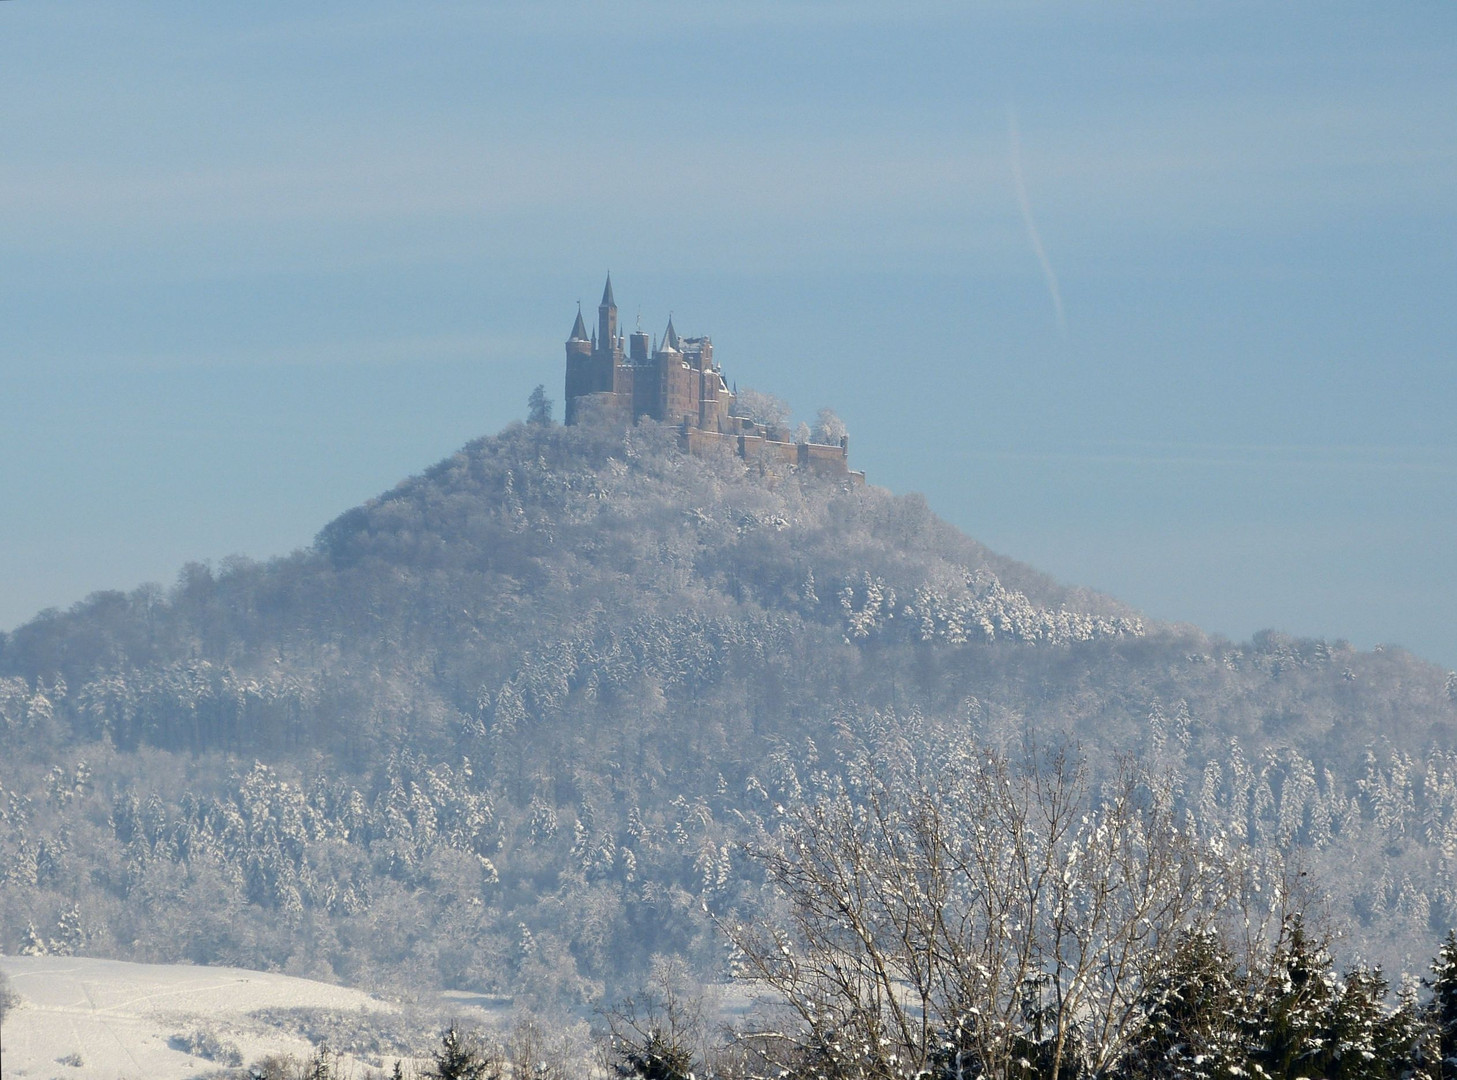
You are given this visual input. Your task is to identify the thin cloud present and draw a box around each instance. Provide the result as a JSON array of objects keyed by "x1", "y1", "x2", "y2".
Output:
[{"x1": 1008, "y1": 107, "x2": 1066, "y2": 335}]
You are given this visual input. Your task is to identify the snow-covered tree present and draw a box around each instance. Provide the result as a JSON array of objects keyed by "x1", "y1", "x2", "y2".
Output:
[
  {"x1": 731, "y1": 387, "x2": 791, "y2": 431},
  {"x1": 1382, "y1": 975, "x2": 1438, "y2": 1080},
  {"x1": 51, "y1": 902, "x2": 87, "y2": 956},
  {"x1": 0, "y1": 967, "x2": 18, "y2": 1029},
  {"x1": 1428, "y1": 929, "x2": 1457, "y2": 1080},
  {"x1": 811, "y1": 407, "x2": 847, "y2": 445},
  {"x1": 528, "y1": 385, "x2": 553, "y2": 426},
  {"x1": 302, "y1": 1044, "x2": 336, "y2": 1080},
  {"x1": 606, "y1": 957, "x2": 709, "y2": 1080},
  {"x1": 1248, "y1": 918, "x2": 1340, "y2": 1080},
  {"x1": 1127, "y1": 929, "x2": 1247, "y2": 1080},
  {"x1": 428, "y1": 1023, "x2": 497, "y2": 1080},
  {"x1": 726, "y1": 741, "x2": 1249, "y2": 1080},
  {"x1": 19, "y1": 921, "x2": 48, "y2": 956}
]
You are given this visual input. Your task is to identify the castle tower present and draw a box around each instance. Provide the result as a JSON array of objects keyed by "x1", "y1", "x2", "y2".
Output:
[
  {"x1": 567, "y1": 304, "x2": 590, "y2": 354},
  {"x1": 654, "y1": 316, "x2": 691, "y2": 425},
  {"x1": 597, "y1": 274, "x2": 618, "y2": 357},
  {"x1": 564, "y1": 303, "x2": 593, "y2": 424}
]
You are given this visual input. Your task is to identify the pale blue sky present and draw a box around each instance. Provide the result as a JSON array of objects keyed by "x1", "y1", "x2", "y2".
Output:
[{"x1": 3, "y1": 2, "x2": 1455, "y2": 668}]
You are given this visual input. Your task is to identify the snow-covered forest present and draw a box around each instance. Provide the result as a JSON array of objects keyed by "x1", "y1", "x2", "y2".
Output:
[{"x1": 1, "y1": 417, "x2": 1455, "y2": 1026}]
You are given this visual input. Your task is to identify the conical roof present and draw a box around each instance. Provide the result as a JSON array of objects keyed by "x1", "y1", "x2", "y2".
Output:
[
  {"x1": 569, "y1": 306, "x2": 589, "y2": 341},
  {"x1": 600, "y1": 274, "x2": 615, "y2": 309},
  {"x1": 662, "y1": 315, "x2": 681, "y2": 351}
]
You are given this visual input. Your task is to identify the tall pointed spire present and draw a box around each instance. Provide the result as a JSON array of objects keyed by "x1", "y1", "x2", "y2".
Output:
[
  {"x1": 662, "y1": 314, "x2": 680, "y2": 351},
  {"x1": 569, "y1": 301, "x2": 588, "y2": 341},
  {"x1": 597, "y1": 273, "x2": 618, "y2": 354}
]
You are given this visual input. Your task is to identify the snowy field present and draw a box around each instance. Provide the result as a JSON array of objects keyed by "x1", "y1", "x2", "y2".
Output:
[{"x1": 0, "y1": 954, "x2": 420, "y2": 1079}]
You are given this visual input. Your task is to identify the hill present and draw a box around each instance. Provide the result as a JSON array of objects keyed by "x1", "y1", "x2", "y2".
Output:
[
  {"x1": 0, "y1": 953, "x2": 486, "y2": 1077},
  {"x1": 1, "y1": 418, "x2": 1455, "y2": 1012}
]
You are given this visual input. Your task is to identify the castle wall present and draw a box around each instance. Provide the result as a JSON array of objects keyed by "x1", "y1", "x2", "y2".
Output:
[
  {"x1": 798, "y1": 439, "x2": 850, "y2": 476},
  {"x1": 612, "y1": 359, "x2": 636, "y2": 404},
  {"x1": 736, "y1": 433, "x2": 800, "y2": 467},
  {"x1": 660, "y1": 356, "x2": 696, "y2": 426},
  {"x1": 572, "y1": 390, "x2": 631, "y2": 424},
  {"x1": 631, "y1": 363, "x2": 659, "y2": 420},
  {"x1": 679, "y1": 428, "x2": 861, "y2": 481},
  {"x1": 680, "y1": 427, "x2": 739, "y2": 458}
]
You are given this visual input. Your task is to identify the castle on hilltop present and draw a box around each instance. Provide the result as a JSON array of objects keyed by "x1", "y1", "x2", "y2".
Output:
[{"x1": 564, "y1": 275, "x2": 857, "y2": 478}]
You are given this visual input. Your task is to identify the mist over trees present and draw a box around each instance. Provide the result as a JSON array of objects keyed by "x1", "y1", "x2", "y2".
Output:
[{"x1": 0, "y1": 418, "x2": 1454, "y2": 1020}]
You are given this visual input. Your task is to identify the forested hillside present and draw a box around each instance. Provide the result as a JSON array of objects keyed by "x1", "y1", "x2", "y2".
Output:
[{"x1": 2, "y1": 417, "x2": 1455, "y2": 1010}]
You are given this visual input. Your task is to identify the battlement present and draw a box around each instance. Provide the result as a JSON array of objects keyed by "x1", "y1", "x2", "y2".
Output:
[{"x1": 564, "y1": 275, "x2": 861, "y2": 481}]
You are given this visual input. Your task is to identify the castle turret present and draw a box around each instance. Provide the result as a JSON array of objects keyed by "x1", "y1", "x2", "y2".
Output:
[
  {"x1": 597, "y1": 274, "x2": 618, "y2": 355},
  {"x1": 567, "y1": 305, "x2": 590, "y2": 353},
  {"x1": 564, "y1": 302, "x2": 595, "y2": 424},
  {"x1": 630, "y1": 328, "x2": 650, "y2": 362}
]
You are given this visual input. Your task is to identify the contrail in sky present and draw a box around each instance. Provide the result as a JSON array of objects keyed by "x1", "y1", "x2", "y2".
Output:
[{"x1": 1008, "y1": 107, "x2": 1066, "y2": 335}]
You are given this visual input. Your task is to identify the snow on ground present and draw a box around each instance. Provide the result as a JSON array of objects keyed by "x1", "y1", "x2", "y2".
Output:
[{"x1": 0, "y1": 954, "x2": 413, "y2": 1079}]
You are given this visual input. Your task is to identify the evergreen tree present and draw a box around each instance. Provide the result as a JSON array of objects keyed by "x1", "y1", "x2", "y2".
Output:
[
  {"x1": 1250, "y1": 918, "x2": 1339, "y2": 1080},
  {"x1": 1323, "y1": 967, "x2": 1393, "y2": 1080},
  {"x1": 607, "y1": 958, "x2": 707, "y2": 1080},
  {"x1": 1428, "y1": 930, "x2": 1457, "y2": 1080},
  {"x1": 527, "y1": 386, "x2": 553, "y2": 426},
  {"x1": 1378, "y1": 976, "x2": 1438, "y2": 1080},
  {"x1": 1128, "y1": 929, "x2": 1247, "y2": 1080},
  {"x1": 52, "y1": 902, "x2": 86, "y2": 956},
  {"x1": 302, "y1": 1044, "x2": 335, "y2": 1080},
  {"x1": 19, "y1": 921, "x2": 48, "y2": 956},
  {"x1": 618, "y1": 1031, "x2": 697, "y2": 1080},
  {"x1": 428, "y1": 1024, "x2": 496, "y2": 1080}
]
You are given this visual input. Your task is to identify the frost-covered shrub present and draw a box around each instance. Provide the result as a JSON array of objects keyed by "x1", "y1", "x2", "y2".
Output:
[
  {"x1": 170, "y1": 1028, "x2": 244, "y2": 1066},
  {"x1": 249, "y1": 1006, "x2": 430, "y2": 1058}
]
